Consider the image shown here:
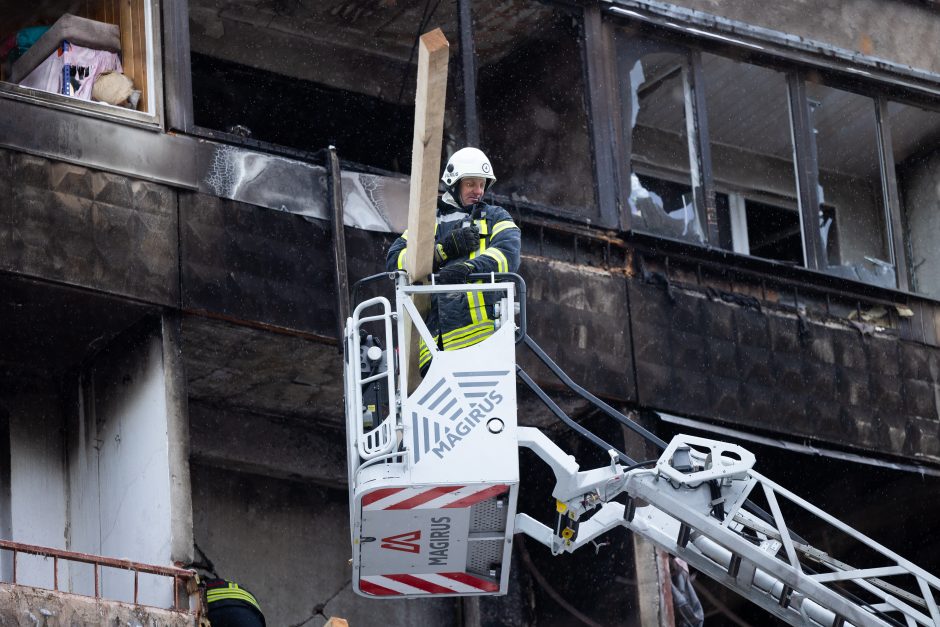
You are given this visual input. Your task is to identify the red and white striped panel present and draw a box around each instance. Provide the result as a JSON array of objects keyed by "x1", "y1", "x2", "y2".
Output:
[
  {"x1": 361, "y1": 484, "x2": 508, "y2": 511},
  {"x1": 360, "y1": 572, "x2": 499, "y2": 596}
]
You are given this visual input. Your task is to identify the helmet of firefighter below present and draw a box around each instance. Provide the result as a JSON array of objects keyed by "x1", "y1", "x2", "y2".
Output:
[{"x1": 441, "y1": 147, "x2": 496, "y2": 208}]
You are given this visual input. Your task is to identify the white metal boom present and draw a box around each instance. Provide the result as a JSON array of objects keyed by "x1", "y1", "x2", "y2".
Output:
[{"x1": 344, "y1": 273, "x2": 940, "y2": 627}]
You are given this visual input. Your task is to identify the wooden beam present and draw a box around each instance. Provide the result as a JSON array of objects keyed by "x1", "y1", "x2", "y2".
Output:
[
  {"x1": 403, "y1": 28, "x2": 449, "y2": 390},
  {"x1": 405, "y1": 28, "x2": 450, "y2": 283}
]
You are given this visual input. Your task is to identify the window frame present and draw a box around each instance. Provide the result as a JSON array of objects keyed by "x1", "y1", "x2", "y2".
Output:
[
  {"x1": 0, "y1": 0, "x2": 164, "y2": 128},
  {"x1": 603, "y1": 10, "x2": 940, "y2": 294}
]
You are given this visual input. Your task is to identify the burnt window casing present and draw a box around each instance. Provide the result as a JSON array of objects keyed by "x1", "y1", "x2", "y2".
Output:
[
  {"x1": 805, "y1": 81, "x2": 896, "y2": 288},
  {"x1": 887, "y1": 100, "x2": 940, "y2": 299},
  {"x1": 702, "y1": 53, "x2": 803, "y2": 264},
  {"x1": 474, "y1": 1, "x2": 596, "y2": 216},
  {"x1": 616, "y1": 34, "x2": 702, "y2": 243},
  {"x1": 188, "y1": 0, "x2": 463, "y2": 173},
  {"x1": 608, "y1": 23, "x2": 927, "y2": 292},
  {"x1": 0, "y1": 0, "x2": 154, "y2": 114}
]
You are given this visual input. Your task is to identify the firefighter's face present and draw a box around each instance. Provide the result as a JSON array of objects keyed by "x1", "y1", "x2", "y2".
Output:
[{"x1": 459, "y1": 177, "x2": 486, "y2": 206}]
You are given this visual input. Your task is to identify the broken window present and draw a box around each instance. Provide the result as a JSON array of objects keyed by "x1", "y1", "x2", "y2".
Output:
[
  {"x1": 188, "y1": 0, "x2": 463, "y2": 174},
  {"x1": 806, "y1": 81, "x2": 896, "y2": 288},
  {"x1": 474, "y1": 1, "x2": 596, "y2": 215},
  {"x1": 0, "y1": 0, "x2": 153, "y2": 113},
  {"x1": 886, "y1": 100, "x2": 940, "y2": 299},
  {"x1": 702, "y1": 53, "x2": 803, "y2": 264},
  {"x1": 616, "y1": 33, "x2": 702, "y2": 243}
]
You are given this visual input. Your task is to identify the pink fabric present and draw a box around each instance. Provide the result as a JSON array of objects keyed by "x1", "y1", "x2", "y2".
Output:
[{"x1": 19, "y1": 41, "x2": 121, "y2": 101}]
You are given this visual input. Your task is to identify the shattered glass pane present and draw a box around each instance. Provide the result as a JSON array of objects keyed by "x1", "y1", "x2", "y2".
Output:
[
  {"x1": 807, "y1": 81, "x2": 897, "y2": 289},
  {"x1": 702, "y1": 53, "x2": 802, "y2": 264},
  {"x1": 188, "y1": 0, "x2": 462, "y2": 174},
  {"x1": 618, "y1": 36, "x2": 702, "y2": 244},
  {"x1": 474, "y1": 1, "x2": 596, "y2": 215},
  {"x1": 887, "y1": 100, "x2": 940, "y2": 298}
]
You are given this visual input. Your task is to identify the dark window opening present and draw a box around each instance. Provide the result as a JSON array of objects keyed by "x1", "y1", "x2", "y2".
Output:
[
  {"x1": 889, "y1": 100, "x2": 940, "y2": 298},
  {"x1": 807, "y1": 81, "x2": 896, "y2": 288},
  {"x1": 191, "y1": 52, "x2": 413, "y2": 172},
  {"x1": 475, "y1": 2, "x2": 596, "y2": 215},
  {"x1": 743, "y1": 199, "x2": 803, "y2": 265},
  {"x1": 616, "y1": 32, "x2": 702, "y2": 243},
  {"x1": 188, "y1": 0, "x2": 462, "y2": 175},
  {"x1": 701, "y1": 53, "x2": 800, "y2": 259},
  {"x1": 632, "y1": 172, "x2": 697, "y2": 241}
]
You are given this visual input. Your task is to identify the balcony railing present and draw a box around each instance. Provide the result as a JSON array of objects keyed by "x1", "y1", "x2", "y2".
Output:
[{"x1": 0, "y1": 539, "x2": 200, "y2": 614}]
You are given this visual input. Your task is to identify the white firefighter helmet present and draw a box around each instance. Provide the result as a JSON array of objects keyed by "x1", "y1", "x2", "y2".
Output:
[{"x1": 441, "y1": 147, "x2": 496, "y2": 190}]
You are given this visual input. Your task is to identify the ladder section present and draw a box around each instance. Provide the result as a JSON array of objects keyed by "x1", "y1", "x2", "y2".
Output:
[{"x1": 515, "y1": 431, "x2": 940, "y2": 627}]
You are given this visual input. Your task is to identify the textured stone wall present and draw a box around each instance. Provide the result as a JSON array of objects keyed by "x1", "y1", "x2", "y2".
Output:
[{"x1": 0, "y1": 149, "x2": 178, "y2": 305}]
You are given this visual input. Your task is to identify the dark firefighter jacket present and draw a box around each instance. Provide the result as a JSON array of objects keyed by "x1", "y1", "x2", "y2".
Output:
[
  {"x1": 204, "y1": 578, "x2": 266, "y2": 627},
  {"x1": 386, "y1": 196, "x2": 521, "y2": 368}
]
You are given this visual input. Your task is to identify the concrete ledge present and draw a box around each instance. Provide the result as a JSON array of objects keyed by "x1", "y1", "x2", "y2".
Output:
[{"x1": 0, "y1": 583, "x2": 196, "y2": 626}]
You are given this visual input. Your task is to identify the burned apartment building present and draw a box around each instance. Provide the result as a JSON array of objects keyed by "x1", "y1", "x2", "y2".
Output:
[{"x1": 3, "y1": 0, "x2": 940, "y2": 625}]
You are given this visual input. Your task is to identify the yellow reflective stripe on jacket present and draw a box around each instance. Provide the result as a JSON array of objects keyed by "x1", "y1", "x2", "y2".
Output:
[
  {"x1": 464, "y1": 219, "x2": 491, "y2": 320},
  {"x1": 466, "y1": 289, "x2": 489, "y2": 324},
  {"x1": 490, "y1": 220, "x2": 519, "y2": 238},
  {"x1": 419, "y1": 342, "x2": 432, "y2": 367},
  {"x1": 468, "y1": 219, "x2": 488, "y2": 260},
  {"x1": 444, "y1": 324, "x2": 495, "y2": 350},
  {"x1": 206, "y1": 584, "x2": 261, "y2": 611},
  {"x1": 420, "y1": 321, "x2": 496, "y2": 367},
  {"x1": 397, "y1": 247, "x2": 407, "y2": 270},
  {"x1": 481, "y1": 248, "x2": 508, "y2": 273},
  {"x1": 441, "y1": 320, "x2": 493, "y2": 342}
]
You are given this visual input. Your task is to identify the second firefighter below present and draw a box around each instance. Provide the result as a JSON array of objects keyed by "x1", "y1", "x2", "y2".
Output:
[{"x1": 386, "y1": 147, "x2": 521, "y2": 371}]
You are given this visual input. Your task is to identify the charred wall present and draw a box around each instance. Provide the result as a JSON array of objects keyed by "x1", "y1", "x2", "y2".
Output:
[
  {"x1": 628, "y1": 276, "x2": 939, "y2": 461},
  {"x1": 662, "y1": 0, "x2": 940, "y2": 75},
  {"x1": 0, "y1": 148, "x2": 178, "y2": 305},
  {"x1": 3, "y1": 147, "x2": 939, "y2": 463}
]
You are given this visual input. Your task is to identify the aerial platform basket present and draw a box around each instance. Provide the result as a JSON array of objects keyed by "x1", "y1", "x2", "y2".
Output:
[
  {"x1": 344, "y1": 272, "x2": 940, "y2": 625},
  {"x1": 345, "y1": 272, "x2": 524, "y2": 598}
]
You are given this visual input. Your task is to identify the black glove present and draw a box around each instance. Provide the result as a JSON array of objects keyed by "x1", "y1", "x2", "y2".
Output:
[
  {"x1": 438, "y1": 262, "x2": 473, "y2": 284},
  {"x1": 441, "y1": 225, "x2": 480, "y2": 260}
]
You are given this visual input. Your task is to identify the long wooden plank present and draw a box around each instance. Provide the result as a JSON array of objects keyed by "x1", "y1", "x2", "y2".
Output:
[
  {"x1": 405, "y1": 28, "x2": 449, "y2": 283},
  {"x1": 403, "y1": 28, "x2": 449, "y2": 390}
]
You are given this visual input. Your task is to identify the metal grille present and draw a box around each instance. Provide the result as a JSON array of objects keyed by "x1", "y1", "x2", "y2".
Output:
[
  {"x1": 466, "y1": 540, "x2": 505, "y2": 576},
  {"x1": 469, "y1": 497, "x2": 507, "y2": 533}
]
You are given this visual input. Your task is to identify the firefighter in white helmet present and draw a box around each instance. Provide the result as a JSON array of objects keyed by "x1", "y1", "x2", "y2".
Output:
[{"x1": 386, "y1": 147, "x2": 521, "y2": 371}]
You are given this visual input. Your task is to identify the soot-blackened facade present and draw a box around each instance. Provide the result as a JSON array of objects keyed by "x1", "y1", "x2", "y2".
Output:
[{"x1": 3, "y1": 1, "x2": 940, "y2": 625}]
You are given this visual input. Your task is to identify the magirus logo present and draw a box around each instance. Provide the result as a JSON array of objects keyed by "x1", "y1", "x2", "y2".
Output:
[
  {"x1": 381, "y1": 530, "x2": 421, "y2": 554},
  {"x1": 378, "y1": 518, "x2": 453, "y2": 565},
  {"x1": 410, "y1": 371, "x2": 509, "y2": 462}
]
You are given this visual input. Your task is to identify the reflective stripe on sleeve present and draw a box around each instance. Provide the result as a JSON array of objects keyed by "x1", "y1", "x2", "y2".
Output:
[
  {"x1": 481, "y1": 248, "x2": 508, "y2": 273},
  {"x1": 490, "y1": 221, "x2": 519, "y2": 238}
]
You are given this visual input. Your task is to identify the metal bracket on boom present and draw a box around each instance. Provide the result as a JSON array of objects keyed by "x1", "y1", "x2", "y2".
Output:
[{"x1": 514, "y1": 427, "x2": 940, "y2": 627}]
